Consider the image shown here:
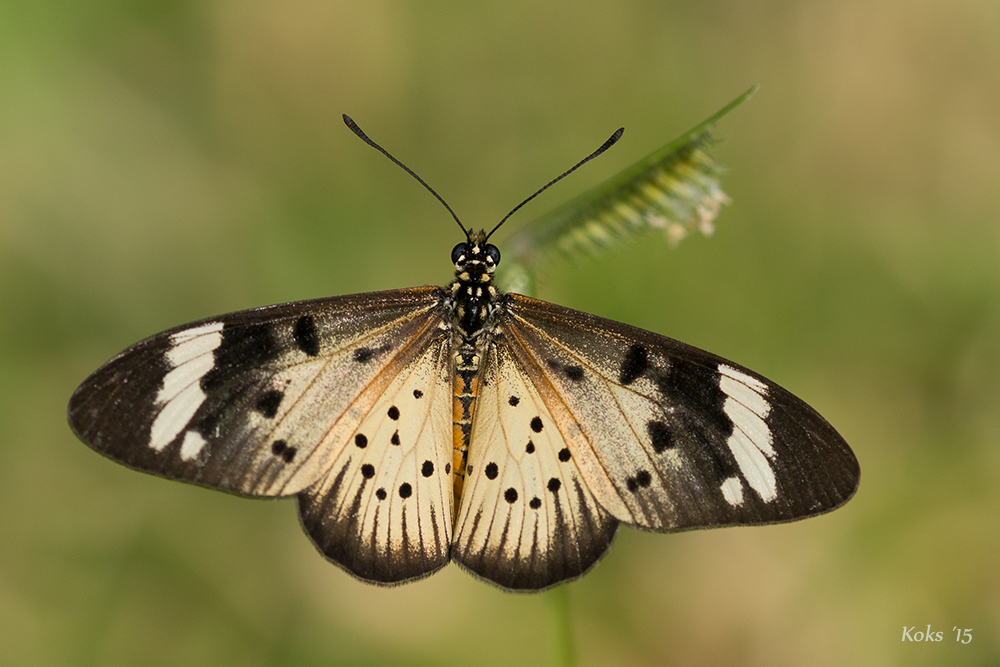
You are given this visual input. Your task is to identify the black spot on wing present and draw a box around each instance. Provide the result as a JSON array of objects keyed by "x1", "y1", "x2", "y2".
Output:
[
  {"x1": 355, "y1": 433, "x2": 368, "y2": 448},
  {"x1": 375, "y1": 488, "x2": 387, "y2": 500},
  {"x1": 398, "y1": 483, "x2": 412, "y2": 499},
  {"x1": 558, "y1": 448, "x2": 571, "y2": 462},
  {"x1": 255, "y1": 390, "x2": 284, "y2": 418},
  {"x1": 293, "y1": 315, "x2": 319, "y2": 356},
  {"x1": 508, "y1": 395, "x2": 520, "y2": 406},
  {"x1": 270, "y1": 439, "x2": 296, "y2": 462},
  {"x1": 271, "y1": 440, "x2": 287, "y2": 456},
  {"x1": 504, "y1": 488, "x2": 518, "y2": 503},
  {"x1": 390, "y1": 431, "x2": 400, "y2": 446},
  {"x1": 625, "y1": 470, "x2": 651, "y2": 493},
  {"x1": 353, "y1": 343, "x2": 390, "y2": 363},
  {"x1": 647, "y1": 420, "x2": 674, "y2": 453},
  {"x1": 387, "y1": 406, "x2": 400, "y2": 420},
  {"x1": 530, "y1": 417, "x2": 543, "y2": 433},
  {"x1": 529, "y1": 497, "x2": 542, "y2": 509},
  {"x1": 620, "y1": 344, "x2": 648, "y2": 385},
  {"x1": 485, "y1": 462, "x2": 499, "y2": 480},
  {"x1": 547, "y1": 358, "x2": 585, "y2": 382},
  {"x1": 202, "y1": 322, "x2": 278, "y2": 392},
  {"x1": 413, "y1": 389, "x2": 423, "y2": 399},
  {"x1": 422, "y1": 461, "x2": 434, "y2": 477}
]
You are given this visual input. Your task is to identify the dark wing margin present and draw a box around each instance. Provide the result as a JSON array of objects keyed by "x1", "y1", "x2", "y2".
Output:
[
  {"x1": 502, "y1": 293, "x2": 860, "y2": 532},
  {"x1": 68, "y1": 287, "x2": 446, "y2": 498}
]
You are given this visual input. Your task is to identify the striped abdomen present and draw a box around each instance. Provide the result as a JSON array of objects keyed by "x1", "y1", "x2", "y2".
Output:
[{"x1": 451, "y1": 338, "x2": 483, "y2": 516}]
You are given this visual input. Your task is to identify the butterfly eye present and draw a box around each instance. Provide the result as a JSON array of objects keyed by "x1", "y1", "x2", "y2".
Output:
[
  {"x1": 485, "y1": 244, "x2": 501, "y2": 266},
  {"x1": 451, "y1": 243, "x2": 468, "y2": 265}
]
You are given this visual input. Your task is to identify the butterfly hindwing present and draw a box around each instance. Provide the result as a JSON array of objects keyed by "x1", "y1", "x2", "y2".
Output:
[
  {"x1": 452, "y1": 336, "x2": 618, "y2": 590},
  {"x1": 68, "y1": 287, "x2": 446, "y2": 498},
  {"x1": 501, "y1": 293, "x2": 860, "y2": 531},
  {"x1": 297, "y1": 329, "x2": 454, "y2": 585}
]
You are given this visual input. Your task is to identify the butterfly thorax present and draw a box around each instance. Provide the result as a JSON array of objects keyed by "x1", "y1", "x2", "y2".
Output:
[
  {"x1": 445, "y1": 231, "x2": 503, "y2": 512},
  {"x1": 447, "y1": 230, "x2": 501, "y2": 336}
]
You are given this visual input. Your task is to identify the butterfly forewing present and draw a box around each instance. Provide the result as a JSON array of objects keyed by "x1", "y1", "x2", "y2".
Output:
[
  {"x1": 452, "y1": 338, "x2": 618, "y2": 590},
  {"x1": 502, "y1": 294, "x2": 860, "y2": 531},
  {"x1": 298, "y1": 327, "x2": 454, "y2": 585},
  {"x1": 68, "y1": 287, "x2": 446, "y2": 497}
]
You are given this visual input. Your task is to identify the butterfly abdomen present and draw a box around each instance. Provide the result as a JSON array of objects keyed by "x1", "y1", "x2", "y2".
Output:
[{"x1": 451, "y1": 337, "x2": 484, "y2": 514}]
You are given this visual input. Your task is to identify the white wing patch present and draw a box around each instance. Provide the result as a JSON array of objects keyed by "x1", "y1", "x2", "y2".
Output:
[
  {"x1": 179, "y1": 431, "x2": 208, "y2": 462},
  {"x1": 149, "y1": 322, "x2": 224, "y2": 451},
  {"x1": 719, "y1": 476, "x2": 744, "y2": 506},
  {"x1": 719, "y1": 364, "x2": 776, "y2": 503}
]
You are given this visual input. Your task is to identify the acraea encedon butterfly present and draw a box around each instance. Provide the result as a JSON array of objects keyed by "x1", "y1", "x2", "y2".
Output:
[{"x1": 69, "y1": 110, "x2": 859, "y2": 591}]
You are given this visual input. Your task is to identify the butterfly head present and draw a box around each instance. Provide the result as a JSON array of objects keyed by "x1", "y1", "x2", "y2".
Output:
[{"x1": 451, "y1": 230, "x2": 500, "y2": 280}]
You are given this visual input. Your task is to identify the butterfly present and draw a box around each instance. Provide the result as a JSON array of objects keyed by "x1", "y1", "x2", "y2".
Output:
[{"x1": 69, "y1": 112, "x2": 860, "y2": 591}]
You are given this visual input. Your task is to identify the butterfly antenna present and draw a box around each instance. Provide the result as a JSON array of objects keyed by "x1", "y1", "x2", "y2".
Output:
[
  {"x1": 343, "y1": 114, "x2": 468, "y2": 235},
  {"x1": 485, "y1": 127, "x2": 624, "y2": 241}
]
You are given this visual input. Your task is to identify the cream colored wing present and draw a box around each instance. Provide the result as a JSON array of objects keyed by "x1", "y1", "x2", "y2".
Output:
[
  {"x1": 451, "y1": 335, "x2": 618, "y2": 591},
  {"x1": 298, "y1": 329, "x2": 454, "y2": 585},
  {"x1": 499, "y1": 293, "x2": 860, "y2": 532}
]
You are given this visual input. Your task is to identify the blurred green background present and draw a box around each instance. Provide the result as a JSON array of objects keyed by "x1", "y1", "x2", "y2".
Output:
[{"x1": 2, "y1": 1, "x2": 998, "y2": 665}]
